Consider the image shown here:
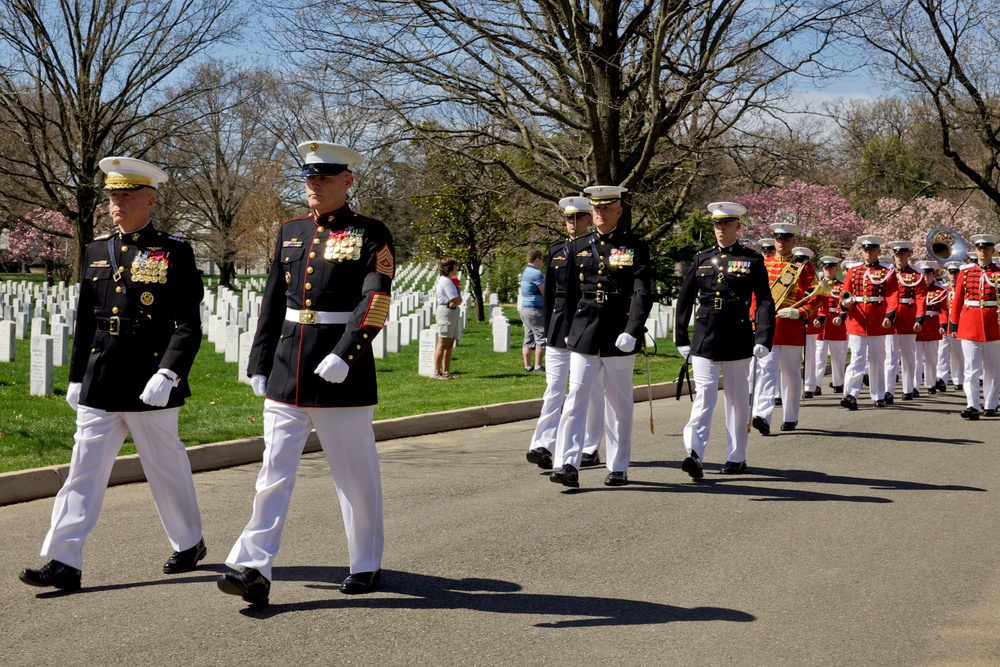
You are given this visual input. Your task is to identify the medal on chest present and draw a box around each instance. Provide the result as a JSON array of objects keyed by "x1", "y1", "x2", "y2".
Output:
[
  {"x1": 608, "y1": 247, "x2": 634, "y2": 269},
  {"x1": 131, "y1": 250, "x2": 169, "y2": 284},
  {"x1": 324, "y1": 227, "x2": 363, "y2": 262}
]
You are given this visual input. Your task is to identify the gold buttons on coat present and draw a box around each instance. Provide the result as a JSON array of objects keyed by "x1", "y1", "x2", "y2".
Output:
[
  {"x1": 121, "y1": 245, "x2": 129, "y2": 252},
  {"x1": 318, "y1": 226, "x2": 325, "y2": 233},
  {"x1": 283, "y1": 257, "x2": 289, "y2": 262},
  {"x1": 356, "y1": 344, "x2": 362, "y2": 350},
  {"x1": 153, "y1": 352, "x2": 158, "y2": 357},
  {"x1": 112, "y1": 307, "x2": 119, "y2": 314},
  {"x1": 307, "y1": 267, "x2": 314, "y2": 274},
  {"x1": 348, "y1": 355, "x2": 354, "y2": 360},
  {"x1": 309, "y1": 252, "x2": 316, "y2": 259},
  {"x1": 313, "y1": 239, "x2": 320, "y2": 245},
  {"x1": 116, "y1": 286, "x2": 122, "y2": 293},
  {"x1": 363, "y1": 333, "x2": 369, "y2": 339},
  {"x1": 305, "y1": 299, "x2": 312, "y2": 307},
  {"x1": 305, "y1": 283, "x2": 312, "y2": 290}
]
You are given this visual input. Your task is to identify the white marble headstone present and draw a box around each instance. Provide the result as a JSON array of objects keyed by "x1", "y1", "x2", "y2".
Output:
[
  {"x1": 30, "y1": 334, "x2": 53, "y2": 396},
  {"x1": 418, "y1": 329, "x2": 438, "y2": 377}
]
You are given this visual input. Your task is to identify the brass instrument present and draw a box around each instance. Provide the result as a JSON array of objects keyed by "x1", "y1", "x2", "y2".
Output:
[
  {"x1": 926, "y1": 227, "x2": 969, "y2": 265},
  {"x1": 838, "y1": 290, "x2": 853, "y2": 310},
  {"x1": 786, "y1": 278, "x2": 833, "y2": 310}
]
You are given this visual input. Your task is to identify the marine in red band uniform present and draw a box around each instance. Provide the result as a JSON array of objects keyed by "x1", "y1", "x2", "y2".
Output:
[
  {"x1": 882, "y1": 241, "x2": 928, "y2": 402},
  {"x1": 796, "y1": 247, "x2": 824, "y2": 397},
  {"x1": 940, "y1": 261, "x2": 965, "y2": 391},
  {"x1": 750, "y1": 223, "x2": 822, "y2": 434},
  {"x1": 550, "y1": 185, "x2": 653, "y2": 489},
  {"x1": 219, "y1": 142, "x2": 395, "y2": 607},
  {"x1": 915, "y1": 260, "x2": 946, "y2": 394},
  {"x1": 948, "y1": 233, "x2": 1000, "y2": 420},
  {"x1": 20, "y1": 157, "x2": 206, "y2": 592},
  {"x1": 526, "y1": 196, "x2": 604, "y2": 470},
  {"x1": 674, "y1": 202, "x2": 775, "y2": 478},
  {"x1": 838, "y1": 235, "x2": 898, "y2": 410},
  {"x1": 814, "y1": 256, "x2": 848, "y2": 393}
]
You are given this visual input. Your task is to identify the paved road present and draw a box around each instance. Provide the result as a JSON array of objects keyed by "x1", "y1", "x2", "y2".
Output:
[{"x1": 2, "y1": 387, "x2": 998, "y2": 666}]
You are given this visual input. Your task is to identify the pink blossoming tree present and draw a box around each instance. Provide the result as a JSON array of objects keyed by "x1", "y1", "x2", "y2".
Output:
[
  {"x1": 5, "y1": 209, "x2": 75, "y2": 281},
  {"x1": 860, "y1": 197, "x2": 984, "y2": 264}
]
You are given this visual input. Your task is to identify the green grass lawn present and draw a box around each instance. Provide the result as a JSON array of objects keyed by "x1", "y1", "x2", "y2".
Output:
[{"x1": 0, "y1": 305, "x2": 684, "y2": 473}]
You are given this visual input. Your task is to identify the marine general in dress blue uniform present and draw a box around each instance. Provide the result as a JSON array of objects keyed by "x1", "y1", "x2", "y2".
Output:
[
  {"x1": 549, "y1": 185, "x2": 653, "y2": 488},
  {"x1": 218, "y1": 141, "x2": 395, "y2": 607},
  {"x1": 20, "y1": 157, "x2": 206, "y2": 592},
  {"x1": 674, "y1": 202, "x2": 774, "y2": 478}
]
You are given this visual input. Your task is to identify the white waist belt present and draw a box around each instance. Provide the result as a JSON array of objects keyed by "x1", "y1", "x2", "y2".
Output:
[
  {"x1": 925, "y1": 310, "x2": 939, "y2": 316},
  {"x1": 286, "y1": 308, "x2": 352, "y2": 324},
  {"x1": 852, "y1": 296, "x2": 885, "y2": 303},
  {"x1": 965, "y1": 300, "x2": 998, "y2": 308},
  {"x1": 898, "y1": 298, "x2": 915, "y2": 304}
]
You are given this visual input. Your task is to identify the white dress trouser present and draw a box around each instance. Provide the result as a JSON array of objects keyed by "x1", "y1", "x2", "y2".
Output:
[
  {"x1": 946, "y1": 336, "x2": 965, "y2": 385},
  {"x1": 804, "y1": 334, "x2": 819, "y2": 392},
  {"x1": 845, "y1": 334, "x2": 887, "y2": 401},
  {"x1": 554, "y1": 352, "x2": 635, "y2": 473},
  {"x1": 817, "y1": 339, "x2": 847, "y2": 388},
  {"x1": 226, "y1": 401, "x2": 383, "y2": 582},
  {"x1": 529, "y1": 346, "x2": 603, "y2": 456},
  {"x1": 884, "y1": 333, "x2": 917, "y2": 395},
  {"x1": 41, "y1": 406, "x2": 202, "y2": 571},
  {"x1": 753, "y1": 345, "x2": 802, "y2": 425},
  {"x1": 684, "y1": 356, "x2": 752, "y2": 464},
  {"x1": 916, "y1": 340, "x2": 940, "y2": 389},
  {"x1": 960, "y1": 340, "x2": 1000, "y2": 411}
]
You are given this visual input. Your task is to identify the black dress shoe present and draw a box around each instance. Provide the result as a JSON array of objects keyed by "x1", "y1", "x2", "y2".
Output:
[
  {"x1": 19, "y1": 560, "x2": 81, "y2": 590},
  {"x1": 751, "y1": 416, "x2": 770, "y2": 436},
  {"x1": 928, "y1": 387, "x2": 937, "y2": 395},
  {"x1": 340, "y1": 569, "x2": 381, "y2": 594},
  {"x1": 581, "y1": 451, "x2": 601, "y2": 467},
  {"x1": 912, "y1": 389, "x2": 920, "y2": 398},
  {"x1": 961, "y1": 407, "x2": 980, "y2": 420},
  {"x1": 681, "y1": 452, "x2": 704, "y2": 479},
  {"x1": 875, "y1": 399, "x2": 886, "y2": 408},
  {"x1": 803, "y1": 391, "x2": 814, "y2": 399},
  {"x1": 719, "y1": 460, "x2": 747, "y2": 475},
  {"x1": 814, "y1": 387, "x2": 822, "y2": 396},
  {"x1": 955, "y1": 384, "x2": 963, "y2": 391},
  {"x1": 526, "y1": 447, "x2": 553, "y2": 469},
  {"x1": 840, "y1": 395, "x2": 858, "y2": 411},
  {"x1": 902, "y1": 393, "x2": 913, "y2": 401},
  {"x1": 217, "y1": 567, "x2": 270, "y2": 606},
  {"x1": 832, "y1": 385, "x2": 844, "y2": 393},
  {"x1": 549, "y1": 464, "x2": 579, "y2": 488},
  {"x1": 985, "y1": 409, "x2": 998, "y2": 417},
  {"x1": 163, "y1": 538, "x2": 207, "y2": 574},
  {"x1": 935, "y1": 379, "x2": 947, "y2": 392},
  {"x1": 604, "y1": 471, "x2": 628, "y2": 486},
  {"x1": 863, "y1": 374, "x2": 869, "y2": 386},
  {"x1": 774, "y1": 397, "x2": 783, "y2": 406},
  {"x1": 780, "y1": 421, "x2": 797, "y2": 431},
  {"x1": 884, "y1": 393, "x2": 894, "y2": 405}
]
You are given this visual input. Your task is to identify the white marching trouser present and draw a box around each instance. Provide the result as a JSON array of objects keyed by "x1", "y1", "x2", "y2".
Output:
[
  {"x1": 528, "y1": 346, "x2": 604, "y2": 456},
  {"x1": 684, "y1": 356, "x2": 752, "y2": 464},
  {"x1": 960, "y1": 339, "x2": 1000, "y2": 411},
  {"x1": 554, "y1": 352, "x2": 635, "y2": 473},
  {"x1": 803, "y1": 334, "x2": 819, "y2": 392},
  {"x1": 41, "y1": 406, "x2": 202, "y2": 571},
  {"x1": 884, "y1": 333, "x2": 917, "y2": 395},
  {"x1": 752, "y1": 344, "x2": 803, "y2": 425},
  {"x1": 816, "y1": 338, "x2": 848, "y2": 389},
  {"x1": 945, "y1": 335, "x2": 965, "y2": 385},
  {"x1": 226, "y1": 401, "x2": 383, "y2": 582},
  {"x1": 845, "y1": 334, "x2": 887, "y2": 401},
  {"x1": 917, "y1": 340, "x2": 941, "y2": 389}
]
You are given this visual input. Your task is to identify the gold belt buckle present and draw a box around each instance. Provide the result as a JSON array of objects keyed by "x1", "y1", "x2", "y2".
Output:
[
  {"x1": 108, "y1": 316, "x2": 120, "y2": 335},
  {"x1": 862, "y1": 296, "x2": 870, "y2": 304},
  {"x1": 713, "y1": 297, "x2": 723, "y2": 310},
  {"x1": 595, "y1": 290, "x2": 606, "y2": 304},
  {"x1": 981, "y1": 299, "x2": 986, "y2": 308},
  {"x1": 298, "y1": 309, "x2": 317, "y2": 324}
]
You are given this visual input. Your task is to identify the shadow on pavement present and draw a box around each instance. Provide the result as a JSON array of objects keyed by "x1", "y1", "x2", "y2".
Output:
[{"x1": 235, "y1": 567, "x2": 756, "y2": 627}]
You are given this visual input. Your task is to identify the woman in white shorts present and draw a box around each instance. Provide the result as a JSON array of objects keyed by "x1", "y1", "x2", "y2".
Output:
[{"x1": 433, "y1": 258, "x2": 462, "y2": 378}]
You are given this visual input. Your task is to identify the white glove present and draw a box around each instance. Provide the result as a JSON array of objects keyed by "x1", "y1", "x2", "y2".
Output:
[
  {"x1": 753, "y1": 344, "x2": 770, "y2": 358},
  {"x1": 140, "y1": 371, "x2": 177, "y2": 407},
  {"x1": 677, "y1": 345, "x2": 691, "y2": 360},
  {"x1": 250, "y1": 374, "x2": 267, "y2": 397},
  {"x1": 615, "y1": 333, "x2": 637, "y2": 353},
  {"x1": 777, "y1": 307, "x2": 801, "y2": 319},
  {"x1": 66, "y1": 382, "x2": 82, "y2": 410},
  {"x1": 315, "y1": 353, "x2": 349, "y2": 384}
]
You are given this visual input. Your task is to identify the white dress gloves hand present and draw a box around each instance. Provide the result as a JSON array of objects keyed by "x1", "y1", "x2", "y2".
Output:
[
  {"x1": 140, "y1": 369, "x2": 178, "y2": 407},
  {"x1": 315, "y1": 353, "x2": 349, "y2": 384},
  {"x1": 776, "y1": 307, "x2": 801, "y2": 319},
  {"x1": 250, "y1": 374, "x2": 268, "y2": 397},
  {"x1": 753, "y1": 344, "x2": 770, "y2": 358},
  {"x1": 615, "y1": 333, "x2": 637, "y2": 353},
  {"x1": 676, "y1": 345, "x2": 691, "y2": 361},
  {"x1": 66, "y1": 382, "x2": 82, "y2": 410}
]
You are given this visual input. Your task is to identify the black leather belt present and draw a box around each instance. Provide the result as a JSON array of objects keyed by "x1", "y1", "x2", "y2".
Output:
[
  {"x1": 95, "y1": 316, "x2": 151, "y2": 336},
  {"x1": 699, "y1": 297, "x2": 744, "y2": 310},
  {"x1": 580, "y1": 289, "x2": 620, "y2": 303}
]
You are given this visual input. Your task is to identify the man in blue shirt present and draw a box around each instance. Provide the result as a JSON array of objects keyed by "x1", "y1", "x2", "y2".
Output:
[{"x1": 520, "y1": 249, "x2": 546, "y2": 371}]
